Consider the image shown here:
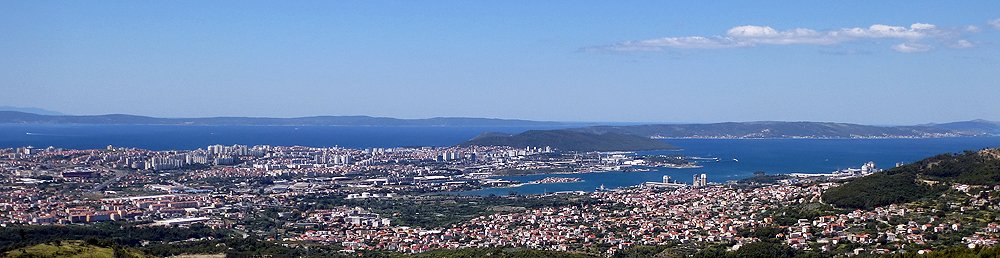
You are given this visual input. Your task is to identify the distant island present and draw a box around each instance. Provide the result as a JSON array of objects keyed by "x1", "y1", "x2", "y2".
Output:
[
  {"x1": 2, "y1": 110, "x2": 998, "y2": 139},
  {"x1": 570, "y1": 120, "x2": 1000, "y2": 139},
  {"x1": 0, "y1": 111, "x2": 566, "y2": 127},
  {"x1": 456, "y1": 120, "x2": 1000, "y2": 151},
  {"x1": 0, "y1": 106, "x2": 65, "y2": 116},
  {"x1": 459, "y1": 130, "x2": 676, "y2": 151}
]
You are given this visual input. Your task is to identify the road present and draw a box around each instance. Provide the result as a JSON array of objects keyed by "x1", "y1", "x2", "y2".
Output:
[{"x1": 91, "y1": 166, "x2": 131, "y2": 193}]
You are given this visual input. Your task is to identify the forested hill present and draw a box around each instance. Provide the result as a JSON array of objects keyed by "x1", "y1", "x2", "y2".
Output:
[
  {"x1": 459, "y1": 130, "x2": 676, "y2": 152},
  {"x1": 823, "y1": 148, "x2": 1000, "y2": 210}
]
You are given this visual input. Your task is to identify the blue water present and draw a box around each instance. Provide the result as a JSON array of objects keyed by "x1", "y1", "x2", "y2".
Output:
[
  {"x1": 456, "y1": 137, "x2": 1000, "y2": 196},
  {"x1": 0, "y1": 124, "x2": 571, "y2": 150},
  {"x1": 4, "y1": 125, "x2": 1000, "y2": 196}
]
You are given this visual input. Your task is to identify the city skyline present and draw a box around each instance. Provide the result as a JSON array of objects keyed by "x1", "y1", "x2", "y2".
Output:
[{"x1": 3, "y1": 1, "x2": 1000, "y2": 124}]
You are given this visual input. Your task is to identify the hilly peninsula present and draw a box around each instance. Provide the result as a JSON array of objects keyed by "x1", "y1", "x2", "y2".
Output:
[
  {"x1": 459, "y1": 130, "x2": 676, "y2": 152},
  {"x1": 823, "y1": 148, "x2": 1000, "y2": 210}
]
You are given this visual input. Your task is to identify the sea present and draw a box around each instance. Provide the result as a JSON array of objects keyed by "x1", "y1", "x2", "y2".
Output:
[
  {"x1": 0, "y1": 124, "x2": 572, "y2": 150},
  {"x1": 4, "y1": 124, "x2": 1000, "y2": 195},
  {"x1": 456, "y1": 137, "x2": 1000, "y2": 196}
]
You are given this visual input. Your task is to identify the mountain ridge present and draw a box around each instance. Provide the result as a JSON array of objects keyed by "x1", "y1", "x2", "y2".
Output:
[
  {"x1": 1, "y1": 111, "x2": 998, "y2": 138},
  {"x1": 569, "y1": 121, "x2": 998, "y2": 139},
  {"x1": 0, "y1": 111, "x2": 566, "y2": 127},
  {"x1": 0, "y1": 106, "x2": 65, "y2": 116}
]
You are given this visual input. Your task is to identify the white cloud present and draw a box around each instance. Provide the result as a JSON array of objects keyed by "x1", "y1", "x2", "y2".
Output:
[
  {"x1": 892, "y1": 43, "x2": 931, "y2": 53},
  {"x1": 951, "y1": 40, "x2": 975, "y2": 49},
  {"x1": 622, "y1": 36, "x2": 746, "y2": 49},
  {"x1": 990, "y1": 18, "x2": 1000, "y2": 30},
  {"x1": 835, "y1": 24, "x2": 935, "y2": 39},
  {"x1": 596, "y1": 22, "x2": 971, "y2": 53},
  {"x1": 725, "y1": 26, "x2": 836, "y2": 45}
]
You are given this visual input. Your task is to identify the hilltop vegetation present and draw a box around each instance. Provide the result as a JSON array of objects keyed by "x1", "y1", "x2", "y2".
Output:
[
  {"x1": 823, "y1": 172, "x2": 946, "y2": 210},
  {"x1": 4, "y1": 240, "x2": 147, "y2": 258},
  {"x1": 0, "y1": 223, "x2": 222, "y2": 253},
  {"x1": 0, "y1": 223, "x2": 306, "y2": 257},
  {"x1": 460, "y1": 130, "x2": 676, "y2": 151},
  {"x1": 823, "y1": 148, "x2": 1000, "y2": 210}
]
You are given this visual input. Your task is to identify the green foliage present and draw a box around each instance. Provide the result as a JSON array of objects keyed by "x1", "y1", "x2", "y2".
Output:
[
  {"x1": 3, "y1": 240, "x2": 147, "y2": 258},
  {"x1": 739, "y1": 226, "x2": 785, "y2": 240},
  {"x1": 892, "y1": 151, "x2": 1000, "y2": 185},
  {"x1": 883, "y1": 244, "x2": 1000, "y2": 258},
  {"x1": 732, "y1": 241, "x2": 799, "y2": 258},
  {"x1": 823, "y1": 171, "x2": 946, "y2": 210},
  {"x1": 690, "y1": 241, "x2": 817, "y2": 258},
  {"x1": 823, "y1": 149, "x2": 1000, "y2": 210},
  {"x1": 0, "y1": 223, "x2": 223, "y2": 253},
  {"x1": 611, "y1": 245, "x2": 674, "y2": 258}
]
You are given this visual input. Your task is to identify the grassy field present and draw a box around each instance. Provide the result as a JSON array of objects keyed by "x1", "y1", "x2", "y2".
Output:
[{"x1": 4, "y1": 240, "x2": 146, "y2": 258}]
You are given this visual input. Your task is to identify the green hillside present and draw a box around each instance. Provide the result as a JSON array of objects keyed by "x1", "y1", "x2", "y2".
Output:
[
  {"x1": 4, "y1": 240, "x2": 147, "y2": 258},
  {"x1": 823, "y1": 148, "x2": 1000, "y2": 210}
]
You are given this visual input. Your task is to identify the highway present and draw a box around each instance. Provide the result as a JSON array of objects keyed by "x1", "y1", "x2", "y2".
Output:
[{"x1": 90, "y1": 166, "x2": 131, "y2": 193}]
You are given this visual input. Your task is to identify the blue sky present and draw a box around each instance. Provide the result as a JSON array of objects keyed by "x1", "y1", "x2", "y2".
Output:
[{"x1": 2, "y1": 1, "x2": 999, "y2": 124}]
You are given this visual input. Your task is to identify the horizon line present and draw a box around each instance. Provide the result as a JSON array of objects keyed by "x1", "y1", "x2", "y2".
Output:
[{"x1": 0, "y1": 110, "x2": 994, "y2": 126}]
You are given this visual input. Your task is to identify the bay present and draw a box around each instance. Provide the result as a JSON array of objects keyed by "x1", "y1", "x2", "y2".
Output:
[
  {"x1": 0, "y1": 124, "x2": 570, "y2": 150},
  {"x1": 456, "y1": 137, "x2": 1000, "y2": 196},
  {"x1": 4, "y1": 125, "x2": 1000, "y2": 196}
]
